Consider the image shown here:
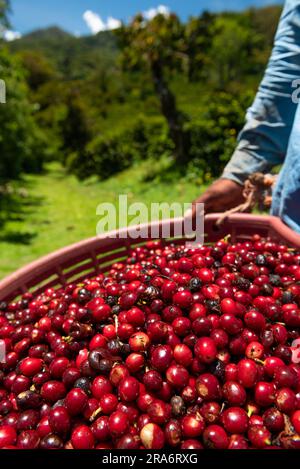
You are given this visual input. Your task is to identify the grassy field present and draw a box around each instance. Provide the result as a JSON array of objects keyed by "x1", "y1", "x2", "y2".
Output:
[{"x1": 0, "y1": 161, "x2": 206, "y2": 280}]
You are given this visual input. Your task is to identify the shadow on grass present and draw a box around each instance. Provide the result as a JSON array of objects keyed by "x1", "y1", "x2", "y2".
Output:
[
  {"x1": 141, "y1": 159, "x2": 183, "y2": 184},
  {"x1": 0, "y1": 231, "x2": 37, "y2": 245},
  {"x1": 0, "y1": 185, "x2": 43, "y2": 246}
]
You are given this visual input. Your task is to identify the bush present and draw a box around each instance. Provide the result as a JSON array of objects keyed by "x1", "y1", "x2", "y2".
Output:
[
  {"x1": 66, "y1": 90, "x2": 254, "y2": 182},
  {"x1": 186, "y1": 90, "x2": 254, "y2": 179},
  {"x1": 66, "y1": 117, "x2": 173, "y2": 180},
  {"x1": 0, "y1": 48, "x2": 47, "y2": 182}
]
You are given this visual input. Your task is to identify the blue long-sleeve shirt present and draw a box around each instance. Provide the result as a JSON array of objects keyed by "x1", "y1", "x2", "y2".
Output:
[{"x1": 222, "y1": 0, "x2": 300, "y2": 185}]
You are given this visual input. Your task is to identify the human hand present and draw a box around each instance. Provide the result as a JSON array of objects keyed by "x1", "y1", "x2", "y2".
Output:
[{"x1": 191, "y1": 178, "x2": 244, "y2": 218}]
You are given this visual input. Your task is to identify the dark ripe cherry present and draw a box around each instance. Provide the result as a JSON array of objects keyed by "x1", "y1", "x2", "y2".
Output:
[
  {"x1": 263, "y1": 407, "x2": 285, "y2": 432},
  {"x1": 291, "y1": 410, "x2": 300, "y2": 434},
  {"x1": 196, "y1": 373, "x2": 221, "y2": 400},
  {"x1": 17, "y1": 409, "x2": 40, "y2": 431},
  {"x1": 203, "y1": 424, "x2": 229, "y2": 449},
  {"x1": 172, "y1": 317, "x2": 191, "y2": 337},
  {"x1": 40, "y1": 381, "x2": 66, "y2": 403},
  {"x1": 118, "y1": 376, "x2": 139, "y2": 403},
  {"x1": 11, "y1": 375, "x2": 31, "y2": 394},
  {"x1": 221, "y1": 407, "x2": 248, "y2": 434},
  {"x1": 219, "y1": 314, "x2": 243, "y2": 335},
  {"x1": 263, "y1": 357, "x2": 285, "y2": 378},
  {"x1": 181, "y1": 385, "x2": 197, "y2": 404},
  {"x1": 248, "y1": 425, "x2": 271, "y2": 449},
  {"x1": 49, "y1": 357, "x2": 69, "y2": 378},
  {"x1": 65, "y1": 388, "x2": 88, "y2": 416},
  {"x1": 148, "y1": 399, "x2": 171, "y2": 425},
  {"x1": 71, "y1": 425, "x2": 95, "y2": 449},
  {"x1": 91, "y1": 416, "x2": 110, "y2": 442},
  {"x1": 274, "y1": 366, "x2": 297, "y2": 388},
  {"x1": 222, "y1": 381, "x2": 246, "y2": 406},
  {"x1": 17, "y1": 430, "x2": 40, "y2": 449},
  {"x1": 194, "y1": 337, "x2": 217, "y2": 364},
  {"x1": 181, "y1": 413, "x2": 205, "y2": 438},
  {"x1": 260, "y1": 328, "x2": 274, "y2": 349},
  {"x1": 173, "y1": 344, "x2": 193, "y2": 367},
  {"x1": 237, "y1": 359, "x2": 258, "y2": 388},
  {"x1": 229, "y1": 336, "x2": 247, "y2": 356},
  {"x1": 109, "y1": 364, "x2": 129, "y2": 387},
  {"x1": 283, "y1": 308, "x2": 300, "y2": 327},
  {"x1": 140, "y1": 423, "x2": 165, "y2": 449},
  {"x1": 164, "y1": 419, "x2": 182, "y2": 447},
  {"x1": 225, "y1": 363, "x2": 238, "y2": 382},
  {"x1": 150, "y1": 345, "x2": 173, "y2": 373},
  {"x1": 91, "y1": 376, "x2": 112, "y2": 400},
  {"x1": 192, "y1": 317, "x2": 212, "y2": 337},
  {"x1": 162, "y1": 305, "x2": 181, "y2": 322},
  {"x1": 39, "y1": 434, "x2": 64, "y2": 449},
  {"x1": 16, "y1": 390, "x2": 42, "y2": 410},
  {"x1": 173, "y1": 290, "x2": 193, "y2": 309},
  {"x1": 73, "y1": 377, "x2": 91, "y2": 394},
  {"x1": 200, "y1": 401, "x2": 221, "y2": 424},
  {"x1": 137, "y1": 393, "x2": 155, "y2": 413},
  {"x1": 275, "y1": 387, "x2": 296, "y2": 413},
  {"x1": 271, "y1": 324, "x2": 288, "y2": 344},
  {"x1": 116, "y1": 433, "x2": 140, "y2": 449},
  {"x1": 0, "y1": 425, "x2": 17, "y2": 448},
  {"x1": 181, "y1": 439, "x2": 203, "y2": 449},
  {"x1": 33, "y1": 371, "x2": 51, "y2": 388},
  {"x1": 210, "y1": 328, "x2": 229, "y2": 349},
  {"x1": 125, "y1": 353, "x2": 145, "y2": 373},
  {"x1": 166, "y1": 364, "x2": 189, "y2": 389},
  {"x1": 143, "y1": 370, "x2": 163, "y2": 391},
  {"x1": 48, "y1": 406, "x2": 71, "y2": 435},
  {"x1": 2, "y1": 412, "x2": 18, "y2": 428},
  {"x1": 108, "y1": 411, "x2": 130, "y2": 437},
  {"x1": 209, "y1": 359, "x2": 226, "y2": 382},
  {"x1": 274, "y1": 344, "x2": 292, "y2": 364},
  {"x1": 228, "y1": 434, "x2": 248, "y2": 449},
  {"x1": 100, "y1": 393, "x2": 118, "y2": 414},
  {"x1": 254, "y1": 381, "x2": 276, "y2": 407},
  {"x1": 244, "y1": 310, "x2": 266, "y2": 331}
]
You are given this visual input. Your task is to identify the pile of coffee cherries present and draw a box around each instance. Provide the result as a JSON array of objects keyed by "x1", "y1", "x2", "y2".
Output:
[{"x1": 0, "y1": 235, "x2": 300, "y2": 450}]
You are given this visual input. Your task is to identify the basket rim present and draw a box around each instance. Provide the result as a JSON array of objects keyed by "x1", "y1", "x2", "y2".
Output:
[{"x1": 0, "y1": 213, "x2": 299, "y2": 302}]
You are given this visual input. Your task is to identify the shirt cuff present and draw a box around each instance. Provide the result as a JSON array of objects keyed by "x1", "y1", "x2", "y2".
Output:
[{"x1": 221, "y1": 143, "x2": 276, "y2": 185}]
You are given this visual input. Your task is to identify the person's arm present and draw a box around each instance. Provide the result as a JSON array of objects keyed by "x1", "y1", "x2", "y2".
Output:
[{"x1": 194, "y1": 0, "x2": 300, "y2": 212}]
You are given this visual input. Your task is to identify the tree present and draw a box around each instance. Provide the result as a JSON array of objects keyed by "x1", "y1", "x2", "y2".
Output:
[
  {"x1": 116, "y1": 13, "x2": 190, "y2": 165},
  {"x1": 208, "y1": 14, "x2": 263, "y2": 88},
  {"x1": 0, "y1": 48, "x2": 47, "y2": 181},
  {"x1": 18, "y1": 50, "x2": 57, "y2": 90},
  {"x1": 60, "y1": 88, "x2": 91, "y2": 165},
  {"x1": 185, "y1": 12, "x2": 215, "y2": 82},
  {"x1": 0, "y1": 0, "x2": 10, "y2": 30}
]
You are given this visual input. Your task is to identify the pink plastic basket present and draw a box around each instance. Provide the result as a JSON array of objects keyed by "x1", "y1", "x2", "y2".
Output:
[{"x1": 1, "y1": 214, "x2": 300, "y2": 303}]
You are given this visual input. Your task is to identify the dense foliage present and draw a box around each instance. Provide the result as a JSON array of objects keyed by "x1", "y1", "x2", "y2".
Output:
[{"x1": 1, "y1": 5, "x2": 283, "y2": 183}]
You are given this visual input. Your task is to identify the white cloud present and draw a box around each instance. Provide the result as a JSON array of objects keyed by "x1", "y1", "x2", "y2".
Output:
[
  {"x1": 106, "y1": 16, "x2": 122, "y2": 30},
  {"x1": 83, "y1": 10, "x2": 121, "y2": 35},
  {"x1": 3, "y1": 30, "x2": 22, "y2": 41},
  {"x1": 143, "y1": 5, "x2": 170, "y2": 21}
]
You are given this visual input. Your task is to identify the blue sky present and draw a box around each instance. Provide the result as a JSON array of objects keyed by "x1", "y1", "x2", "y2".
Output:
[{"x1": 8, "y1": 0, "x2": 283, "y2": 36}]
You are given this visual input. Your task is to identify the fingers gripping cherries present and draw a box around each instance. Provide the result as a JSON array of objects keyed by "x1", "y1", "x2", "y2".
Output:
[{"x1": 0, "y1": 235, "x2": 300, "y2": 449}]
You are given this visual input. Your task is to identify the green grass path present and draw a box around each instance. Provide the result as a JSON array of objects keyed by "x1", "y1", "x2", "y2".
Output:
[{"x1": 0, "y1": 162, "x2": 204, "y2": 279}]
